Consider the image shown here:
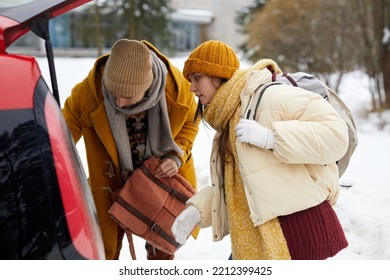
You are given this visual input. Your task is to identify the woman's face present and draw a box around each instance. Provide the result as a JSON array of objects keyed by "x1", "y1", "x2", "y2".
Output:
[{"x1": 188, "y1": 73, "x2": 223, "y2": 106}]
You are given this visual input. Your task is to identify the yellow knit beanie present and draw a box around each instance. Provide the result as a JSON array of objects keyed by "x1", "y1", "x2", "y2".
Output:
[
  {"x1": 104, "y1": 39, "x2": 153, "y2": 97},
  {"x1": 183, "y1": 40, "x2": 240, "y2": 82}
]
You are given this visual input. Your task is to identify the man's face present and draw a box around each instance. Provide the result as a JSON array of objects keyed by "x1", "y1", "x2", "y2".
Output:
[{"x1": 110, "y1": 91, "x2": 146, "y2": 108}]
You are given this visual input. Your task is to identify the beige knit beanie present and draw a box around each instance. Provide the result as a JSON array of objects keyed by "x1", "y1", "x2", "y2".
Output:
[
  {"x1": 183, "y1": 40, "x2": 240, "y2": 82},
  {"x1": 104, "y1": 39, "x2": 153, "y2": 97}
]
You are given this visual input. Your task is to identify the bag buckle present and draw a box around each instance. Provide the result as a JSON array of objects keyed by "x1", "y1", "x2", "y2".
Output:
[
  {"x1": 171, "y1": 189, "x2": 179, "y2": 198},
  {"x1": 151, "y1": 223, "x2": 160, "y2": 232}
]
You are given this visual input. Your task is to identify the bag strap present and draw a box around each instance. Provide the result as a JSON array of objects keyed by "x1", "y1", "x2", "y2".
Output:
[
  {"x1": 247, "y1": 83, "x2": 280, "y2": 120},
  {"x1": 116, "y1": 196, "x2": 181, "y2": 248},
  {"x1": 282, "y1": 72, "x2": 298, "y2": 86},
  {"x1": 272, "y1": 71, "x2": 298, "y2": 86},
  {"x1": 139, "y1": 165, "x2": 190, "y2": 203},
  {"x1": 126, "y1": 232, "x2": 137, "y2": 260},
  {"x1": 248, "y1": 71, "x2": 298, "y2": 120}
]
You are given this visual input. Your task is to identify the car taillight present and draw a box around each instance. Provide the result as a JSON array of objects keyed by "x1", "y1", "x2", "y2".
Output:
[{"x1": 44, "y1": 91, "x2": 105, "y2": 260}]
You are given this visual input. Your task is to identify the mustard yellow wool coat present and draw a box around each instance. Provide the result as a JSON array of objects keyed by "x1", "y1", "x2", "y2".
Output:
[{"x1": 62, "y1": 41, "x2": 199, "y2": 259}]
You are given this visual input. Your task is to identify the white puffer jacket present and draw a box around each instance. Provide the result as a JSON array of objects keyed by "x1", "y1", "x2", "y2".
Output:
[
  {"x1": 188, "y1": 68, "x2": 349, "y2": 240},
  {"x1": 237, "y1": 69, "x2": 349, "y2": 226}
]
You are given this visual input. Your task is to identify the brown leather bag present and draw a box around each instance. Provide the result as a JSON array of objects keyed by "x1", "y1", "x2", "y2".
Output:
[{"x1": 108, "y1": 156, "x2": 197, "y2": 259}]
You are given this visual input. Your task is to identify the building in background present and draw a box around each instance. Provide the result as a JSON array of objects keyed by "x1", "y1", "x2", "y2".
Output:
[
  {"x1": 170, "y1": 8, "x2": 213, "y2": 52},
  {"x1": 170, "y1": 0, "x2": 253, "y2": 52}
]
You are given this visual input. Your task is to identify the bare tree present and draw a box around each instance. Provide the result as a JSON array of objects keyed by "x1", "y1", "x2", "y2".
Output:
[
  {"x1": 95, "y1": 1, "x2": 103, "y2": 56},
  {"x1": 382, "y1": 0, "x2": 390, "y2": 109},
  {"x1": 127, "y1": 0, "x2": 137, "y2": 39},
  {"x1": 239, "y1": 0, "x2": 362, "y2": 91},
  {"x1": 349, "y1": 0, "x2": 390, "y2": 111}
]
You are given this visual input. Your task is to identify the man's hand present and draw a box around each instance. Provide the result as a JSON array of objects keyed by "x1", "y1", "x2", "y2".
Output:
[{"x1": 154, "y1": 157, "x2": 179, "y2": 178}]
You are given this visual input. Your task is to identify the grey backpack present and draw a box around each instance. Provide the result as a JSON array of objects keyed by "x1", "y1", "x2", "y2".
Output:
[{"x1": 248, "y1": 72, "x2": 358, "y2": 178}]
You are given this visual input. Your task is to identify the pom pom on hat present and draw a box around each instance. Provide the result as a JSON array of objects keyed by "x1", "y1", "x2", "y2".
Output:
[
  {"x1": 183, "y1": 40, "x2": 240, "y2": 81},
  {"x1": 104, "y1": 39, "x2": 153, "y2": 97}
]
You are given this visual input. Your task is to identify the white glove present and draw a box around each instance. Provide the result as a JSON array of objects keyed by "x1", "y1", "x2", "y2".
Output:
[
  {"x1": 171, "y1": 205, "x2": 201, "y2": 245},
  {"x1": 235, "y1": 119, "x2": 275, "y2": 150}
]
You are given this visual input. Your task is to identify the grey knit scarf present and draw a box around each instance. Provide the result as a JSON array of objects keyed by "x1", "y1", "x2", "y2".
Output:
[{"x1": 103, "y1": 50, "x2": 183, "y2": 180}]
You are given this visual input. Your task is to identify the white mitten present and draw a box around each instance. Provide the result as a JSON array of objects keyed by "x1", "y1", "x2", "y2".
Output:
[
  {"x1": 235, "y1": 119, "x2": 275, "y2": 150},
  {"x1": 171, "y1": 205, "x2": 201, "y2": 245}
]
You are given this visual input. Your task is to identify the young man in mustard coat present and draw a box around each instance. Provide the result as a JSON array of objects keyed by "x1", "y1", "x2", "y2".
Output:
[{"x1": 62, "y1": 39, "x2": 199, "y2": 260}]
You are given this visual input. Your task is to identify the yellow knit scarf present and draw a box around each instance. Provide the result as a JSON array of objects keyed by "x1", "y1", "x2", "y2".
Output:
[{"x1": 203, "y1": 59, "x2": 291, "y2": 259}]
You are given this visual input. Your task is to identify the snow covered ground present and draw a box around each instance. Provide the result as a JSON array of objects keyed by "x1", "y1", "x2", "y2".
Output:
[{"x1": 37, "y1": 56, "x2": 390, "y2": 262}]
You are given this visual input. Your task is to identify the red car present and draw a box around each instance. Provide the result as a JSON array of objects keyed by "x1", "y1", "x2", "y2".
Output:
[{"x1": 0, "y1": 0, "x2": 105, "y2": 259}]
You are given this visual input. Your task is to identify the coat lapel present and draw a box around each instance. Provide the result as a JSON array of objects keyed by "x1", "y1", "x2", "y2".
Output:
[{"x1": 90, "y1": 103, "x2": 120, "y2": 170}]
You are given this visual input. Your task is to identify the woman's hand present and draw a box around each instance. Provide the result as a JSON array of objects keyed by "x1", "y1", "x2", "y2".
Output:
[
  {"x1": 171, "y1": 206, "x2": 201, "y2": 245},
  {"x1": 235, "y1": 119, "x2": 275, "y2": 150}
]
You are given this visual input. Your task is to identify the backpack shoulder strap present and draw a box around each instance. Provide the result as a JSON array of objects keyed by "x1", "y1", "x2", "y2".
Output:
[
  {"x1": 281, "y1": 72, "x2": 298, "y2": 86},
  {"x1": 245, "y1": 82, "x2": 281, "y2": 120}
]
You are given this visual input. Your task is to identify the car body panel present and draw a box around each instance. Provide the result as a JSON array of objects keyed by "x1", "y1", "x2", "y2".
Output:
[{"x1": 0, "y1": 54, "x2": 39, "y2": 109}]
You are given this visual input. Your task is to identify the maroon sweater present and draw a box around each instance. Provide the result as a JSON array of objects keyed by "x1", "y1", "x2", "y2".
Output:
[{"x1": 278, "y1": 200, "x2": 348, "y2": 260}]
